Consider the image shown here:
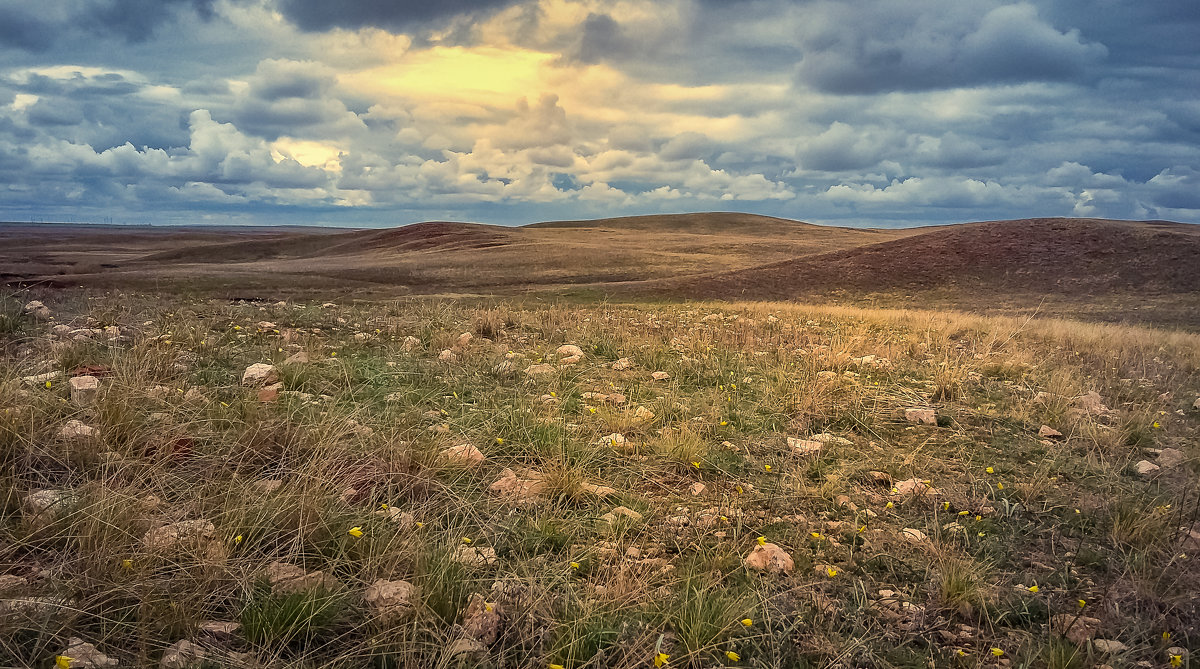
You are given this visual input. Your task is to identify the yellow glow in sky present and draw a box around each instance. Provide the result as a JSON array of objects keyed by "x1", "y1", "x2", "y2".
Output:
[
  {"x1": 272, "y1": 138, "x2": 343, "y2": 171},
  {"x1": 342, "y1": 46, "x2": 557, "y2": 107}
]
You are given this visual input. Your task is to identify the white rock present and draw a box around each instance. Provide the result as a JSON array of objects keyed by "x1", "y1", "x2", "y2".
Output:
[
  {"x1": 22, "y1": 371, "x2": 62, "y2": 386},
  {"x1": 690, "y1": 482, "x2": 707, "y2": 496},
  {"x1": 263, "y1": 561, "x2": 339, "y2": 594},
  {"x1": 438, "y1": 349, "x2": 456, "y2": 361},
  {"x1": 900, "y1": 528, "x2": 929, "y2": 544},
  {"x1": 453, "y1": 545, "x2": 498, "y2": 567},
  {"x1": 810, "y1": 433, "x2": 852, "y2": 446},
  {"x1": 58, "y1": 419, "x2": 98, "y2": 442},
  {"x1": 787, "y1": 437, "x2": 822, "y2": 456},
  {"x1": 556, "y1": 344, "x2": 584, "y2": 364},
  {"x1": 1077, "y1": 391, "x2": 1109, "y2": 415},
  {"x1": 744, "y1": 542, "x2": 794, "y2": 573},
  {"x1": 600, "y1": 506, "x2": 643, "y2": 523},
  {"x1": 455, "y1": 332, "x2": 473, "y2": 348},
  {"x1": 440, "y1": 443, "x2": 485, "y2": 466},
  {"x1": 400, "y1": 336, "x2": 421, "y2": 352},
  {"x1": 461, "y1": 593, "x2": 502, "y2": 644},
  {"x1": 904, "y1": 408, "x2": 937, "y2": 425},
  {"x1": 70, "y1": 375, "x2": 100, "y2": 406},
  {"x1": 23, "y1": 300, "x2": 51, "y2": 320},
  {"x1": 160, "y1": 640, "x2": 207, "y2": 669},
  {"x1": 612, "y1": 357, "x2": 634, "y2": 371},
  {"x1": 524, "y1": 363, "x2": 555, "y2": 377},
  {"x1": 651, "y1": 371, "x2": 671, "y2": 381},
  {"x1": 241, "y1": 363, "x2": 278, "y2": 386},
  {"x1": 1158, "y1": 448, "x2": 1185, "y2": 469},
  {"x1": 1134, "y1": 460, "x2": 1161, "y2": 476},
  {"x1": 24, "y1": 489, "x2": 75, "y2": 525},
  {"x1": 1092, "y1": 640, "x2": 1128, "y2": 654},
  {"x1": 63, "y1": 637, "x2": 119, "y2": 668},
  {"x1": 364, "y1": 579, "x2": 417, "y2": 617},
  {"x1": 1038, "y1": 425, "x2": 1063, "y2": 439}
]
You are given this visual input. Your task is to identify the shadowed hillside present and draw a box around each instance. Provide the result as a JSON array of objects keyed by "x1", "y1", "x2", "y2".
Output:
[{"x1": 672, "y1": 218, "x2": 1200, "y2": 299}]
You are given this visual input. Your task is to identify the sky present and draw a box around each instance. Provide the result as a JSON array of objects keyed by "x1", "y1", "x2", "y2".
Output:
[{"x1": 0, "y1": 0, "x2": 1197, "y2": 228}]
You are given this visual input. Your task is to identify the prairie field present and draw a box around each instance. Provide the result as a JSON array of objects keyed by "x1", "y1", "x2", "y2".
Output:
[{"x1": 2, "y1": 290, "x2": 1198, "y2": 668}]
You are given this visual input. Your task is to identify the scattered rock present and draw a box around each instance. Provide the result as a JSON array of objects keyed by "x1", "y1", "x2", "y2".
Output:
[
  {"x1": 1053, "y1": 614, "x2": 1101, "y2": 644},
  {"x1": 0, "y1": 575, "x2": 26, "y2": 595},
  {"x1": 453, "y1": 545, "x2": 498, "y2": 567},
  {"x1": 445, "y1": 638, "x2": 487, "y2": 659},
  {"x1": 900, "y1": 528, "x2": 929, "y2": 544},
  {"x1": 23, "y1": 371, "x2": 62, "y2": 386},
  {"x1": 160, "y1": 640, "x2": 207, "y2": 669},
  {"x1": 690, "y1": 482, "x2": 707, "y2": 496},
  {"x1": 374, "y1": 507, "x2": 416, "y2": 528},
  {"x1": 1134, "y1": 460, "x2": 1161, "y2": 476},
  {"x1": 198, "y1": 621, "x2": 240, "y2": 640},
  {"x1": 263, "y1": 561, "x2": 339, "y2": 594},
  {"x1": 612, "y1": 357, "x2": 634, "y2": 371},
  {"x1": 241, "y1": 363, "x2": 278, "y2": 386},
  {"x1": 556, "y1": 344, "x2": 584, "y2": 364},
  {"x1": 904, "y1": 408, "x2": 937, "y2": 425},
  {"x1": 489, "y1": 468, "x2": 546, "y2": 503},
  {"x1": 1158, "y1": 448, "x2": 1185, "y2": 469},
  {"x1": 744, "y1": 542, "x2": 794, "y2": 573},
  {"x1": 257, "y1": 383, "x2": 282, "y2": 403},
  {"x1": 1038, "y1": 425, "x2": 1063, "y2": 439},
  {"x1": 142, "y1": 520, "x2": 225, "y2": 561},
  {"x1": 283, "y1": 351, "x2": 310, "y2": 365},
  {"x1": 364, "y1": 579, "x2": 417, "y2": 617},
  {"x1": 1092, "y1": 640, "x2": 1128, "y2": 654},
  {"x1": 24, "y1": 300, "x2": 51, "y2": 320},
  {"x1": 524, "y1": 363, "x2": 555, "y2": 378},
  {"x1": 58, "y1": 419, "x2": 98, "y2": 442},
  {"x1": 632, "y1": 406, "x2": 655, "y2": 422},
  {"x1": 787, "y1": 437, "x2": 822, "y2": 456},
  {"x1": 438, "y1": 349, "x2": 456, "y2": 361},
  {"x1": 440, "y1": 443, "x2": 485, "y2": 467},
  {"x1": 70, "y1": 375, "x2": 100, "y2": 406},
  {"x1": 63, "y1": 637, "x2": 118, "y2": 668},
  {"x1": 24, "y1": 489, "x2": 75, "y2": 527},
  {"x1": 651, "y1": 371, "x2": 671, "y2": 381},
  {"x1": 600, "y1": 433, "x2": 627, "y2": 448},
  {"x1": 810, "y1": 433, "x2": 852, "y2": 446},
  {"x1": 892, "y1": 478, "x2": 937, "y2": 497},
  {"x1": 581, "y1": 481, "x2": 617, "y2": 498},
  {"x1": 1077, "y1": 391, "x2": 1109, "y2": 415},
  {"x1": 461, "y1": 593, "x2": 503, "y2": 644},
  {"x1": 600, "y1": 506, "x2": 643, "y2": 524},
  {"x1": 400, "y1": 336, "x2": 421, "y2": 352}
]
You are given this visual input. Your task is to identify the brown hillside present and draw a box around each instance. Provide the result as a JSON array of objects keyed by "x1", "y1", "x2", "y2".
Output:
[{"x1": 672, "y1": 218, "x2": 1200, "y2": 300}]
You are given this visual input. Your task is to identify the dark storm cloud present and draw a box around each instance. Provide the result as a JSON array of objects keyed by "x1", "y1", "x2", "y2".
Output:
[
  {"x1": 0, "y1": 0, "x2": 220, "y2": 51},
  {"x1": 794, "y1": 2, "x2": 1106, "y2": 94},
  {"x1": 276, "y1": 0, "x2": 519, "y2": 32}
]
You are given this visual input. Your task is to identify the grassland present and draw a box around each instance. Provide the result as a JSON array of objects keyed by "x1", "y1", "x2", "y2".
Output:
[{"x1": 2, "y1": 290, "x2": 1199, "y2": 668}]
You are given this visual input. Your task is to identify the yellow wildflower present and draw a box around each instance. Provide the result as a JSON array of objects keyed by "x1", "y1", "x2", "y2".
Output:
[
  {"x1": 986, "y1": 467, "x2": 994, "y2": 474},
  {"x1": 348, "y1": 526, "x2": 363, "y2": 538},
  {"x1": 1028, "y1": 585, "x2": 1039, "y2": 593},
  {"x1": 121, "y1": 559, "x2": 133, "y2": 570},
  {"x1": 549, "y1": 665, "x2": 565, "y2": 669},
  {"x1": 991, "y1": 648, "x2": 1004, "y2": 657},
  {"x1": 756, "y1": 536, "x2": 766, "y2": 546},
  {"x1": 1170, "y1": 655, "x2": 1182, "y2": 668},
  {"x1": 997, "y1": 483, "x2": 1004, "y2": 490},
  {"x1": 885, "y1": 501, "x2": 894, "y2": 509},
  {"x1": 654, "y1": 652, "x2": 669, "y2": 667},
  {"x1": 725, "y1": 650, "x2": 740, "y2": 662},
  {"x1": 764, "y1": 464, "x2": 772, "y2": 472},
  {"x1": 56, "y1": 656, "x2": 72, "y2": 669},
  {"x1": 1078, "y1": 599, "x2": 1086, "y2": 608},
  {"x1": 810, "y1": 532, "x2": 823, "y2": 540},
  {"x1": 826, "y1": 566, "x2": 838, "y2": 577},
  {"x1": 234, "y1": 535, "x2": 243, "y2": 544},
  {"x1": 462, "y1": 537, "x2": 473, "y2": 545},
  {"x1": 570, "y1": 562, "x2": 581, "y2": 570},
  {"x1": 740, "y1": 618, "x2": 753, "y2": 627}
]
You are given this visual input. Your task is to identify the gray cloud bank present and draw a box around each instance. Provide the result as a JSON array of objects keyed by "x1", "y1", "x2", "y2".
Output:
[{"x1": 0, "y1": 0, "x2": 1197, "y2": 227}]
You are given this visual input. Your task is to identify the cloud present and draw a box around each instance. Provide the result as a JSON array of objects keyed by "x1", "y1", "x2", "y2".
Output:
[
  {"x1": 795, "y1": 1, "x2": 1106, "y2": 93},
  {"x1": 276, "y1": 0, "x2": 519, "y2": 32},
  {"x1": 0, "y1": 0, "x2": 220, "y2": 51}
]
